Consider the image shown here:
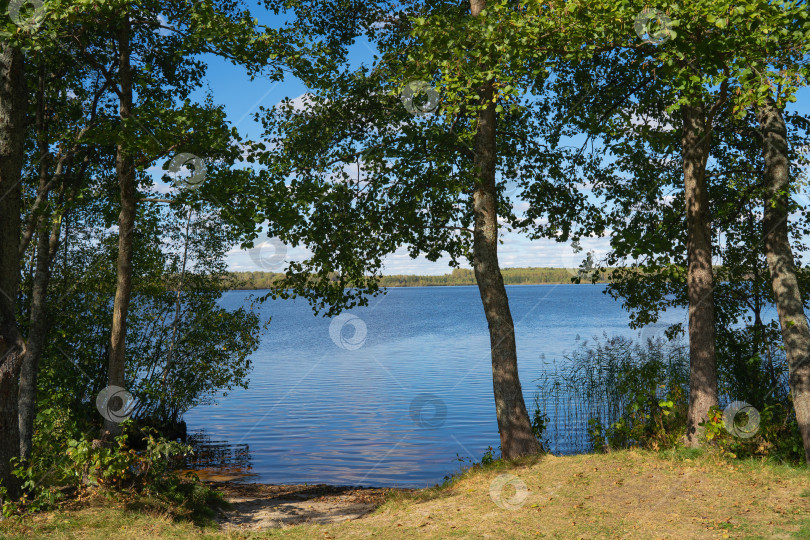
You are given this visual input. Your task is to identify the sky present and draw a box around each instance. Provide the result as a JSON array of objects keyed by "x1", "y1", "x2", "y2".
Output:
[{"x1": 180, "y1": 5, "x2": 810, "y2": 276}]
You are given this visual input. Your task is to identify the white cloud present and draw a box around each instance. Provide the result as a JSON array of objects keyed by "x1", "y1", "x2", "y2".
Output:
[
  {"x1": 224, "y1": 229, "x2": 614, "y2": 276},
  {"x1": 156, "y1": 14, "x2": 173, "y2": 37},
  {"x1": 276, "y1": 93, "x2": 319, "y2": 113},
  {"x1": 622, "y1": 105, "x2": 675, "y2": 133}
]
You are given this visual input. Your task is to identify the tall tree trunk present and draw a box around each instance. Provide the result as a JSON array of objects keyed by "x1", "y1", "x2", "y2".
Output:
[
  {"x1": 18, "y1": 215, "x2": 60, "y2": 460},
  {"x1": 106, "y1": 15, "x2": 136, "y2": 436},
  {"x1": 757, "y1": 97, "x2": 810, "y2": 464},
  {"x1": 469, "y1": 0, "x2": 540, "y2": 460},
  {"x1": 0, "y1": 43, "x2": 27, "y2": 499},
  {"x1": 162, "y1": 208, "x2": 192, "y2": 423},
  {"x1": 18, "y1": 66, "x2": 54, "y2": 460},
  {"x1": 681, "y1": 101, "x2": 718, "y2": 446}
]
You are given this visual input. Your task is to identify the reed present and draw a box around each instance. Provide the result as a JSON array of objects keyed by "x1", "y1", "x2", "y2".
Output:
[{"x1": 532, "y1": 335, "x2": 689, "y2": 454}]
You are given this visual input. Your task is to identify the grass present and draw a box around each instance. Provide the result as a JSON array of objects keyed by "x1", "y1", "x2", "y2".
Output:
[{"x1": 1, "y1": 449, "x2": 808, "y2": 539}]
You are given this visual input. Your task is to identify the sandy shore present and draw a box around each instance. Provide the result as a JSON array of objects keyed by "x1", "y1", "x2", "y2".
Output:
[{"x1": 208, "y1": 482, "x2": 408, "y2": 530}]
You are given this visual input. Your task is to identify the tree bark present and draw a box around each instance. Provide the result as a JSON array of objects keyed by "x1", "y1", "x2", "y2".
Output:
[
  {"x1": 19, "y1": 67, "x2": 50, "y2": 460},
  {"x1": 162, "y1": 208, "x2": 192, "y2": 423},
  {"x1": 106, "y1": 15, "x2": 136, "y2": 436},
  {"x1": 0, "y1": 43, "x2": 27, "y2": 499},
  {"x1": 757, "y1": 97, "x2": 810, "y2": 464},
  {"x1": 681, "y1": 102, "x2": 718, "y2": 446},
  {"x1": 18, "y1": 214, "x2": 60, "y2": 460},
  {"x1": 469, "y1": 0, "x2": 539, "y2": 460}
]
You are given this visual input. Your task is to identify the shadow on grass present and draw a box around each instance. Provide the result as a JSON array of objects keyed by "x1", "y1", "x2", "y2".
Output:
[{"x1": 382, "y1": 452, "x2": 548, "y2": 508}]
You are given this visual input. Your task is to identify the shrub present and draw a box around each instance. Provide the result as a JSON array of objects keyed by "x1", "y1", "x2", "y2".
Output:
[
  {"x1": 535, "y1": 332, "x2": 805, "y2": 464},
  {"x1": 702, "y1": 402, "x2": 805, "y2": 463},
  {"x1": 1, "y1": 416, "x2": 220, "y2": 520},
  {"x1": 61, "y1": 425, "x2": 191, "y2": 492},
  {"x1": 534, "y1": 335, "x2": 689, "y2": 454}
]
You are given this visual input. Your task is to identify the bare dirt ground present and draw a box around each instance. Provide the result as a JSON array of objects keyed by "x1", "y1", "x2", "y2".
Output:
[{"x1": 209, "y1": 482, "x2": 408, "y2": 530}]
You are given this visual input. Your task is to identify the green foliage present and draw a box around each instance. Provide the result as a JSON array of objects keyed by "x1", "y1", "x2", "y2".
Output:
[
  {"x1": 25, "y1": 398, "x2": 90, "y2": 481},
  {"x1": 62, "y1": 427, "x2": 190, "y2": 492},
  {"x1": 448, "y1": 445, "x2": 502, "y2": 482},
  {"x1": 702, "y1": 403, "x2": 805, "y2": 463},
  {"x1": 539, "y1": 333, "x2": 804, "y2": 463},
  {"x1": 5, "y1": 0, "x2": 810, "y2": 518},
  {"x1": 34, "y1": 202, "x2": 261, "y2": 426},
  {"x1": 6, "y1": 460, "x2": 65, "y2": 515},
  {"x1": 576, "y1": 339, "x2": 688, "y2": 452},
  {"x1": 479, "y1": 446, "x2": 498, "y2": 466},
  {"x1": 535, "y1": 335, "x2": 689, "y2": 454},
  {"x1": 0, "y1": 486, "x2": 15, "y2": 519},
  {"x1": 7, "y1": 3, "x2": 270, "y2": 510},
  {"x1": 530, "y1": 397, "x2": 551, "y2": 452},
  {"x1": 596, "y1": 384, "x2": 687, "y2": 452},
  {"x1": 231, "y1": 0, "x2": 604, "y2": 316},
  {"x1": 226, "y1": 267, "x2": 609, "y2": 289},
  {"x1": 1, "y1": 415, "x2": 212, "y2": 519},
  {"x1": 587, "y1": 418, "x2": 607, "y2": 454}
]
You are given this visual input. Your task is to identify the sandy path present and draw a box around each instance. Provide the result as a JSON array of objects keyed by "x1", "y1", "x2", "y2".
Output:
[{"x1": 209, "y1": 482, "x2": 405, "y2": 530}]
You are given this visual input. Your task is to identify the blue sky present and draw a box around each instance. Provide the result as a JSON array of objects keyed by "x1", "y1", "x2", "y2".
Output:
[{"x1": 187, "y1": 7, "x2": 810, "y2": 276}]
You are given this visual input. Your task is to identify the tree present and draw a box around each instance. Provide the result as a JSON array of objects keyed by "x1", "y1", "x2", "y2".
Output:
[
  {"x1": 745, "y1": 0, "x2": 810, "y2": 463},
  {"x1": 36, "y1": 196, "x2": 261, "y2": 434},
  {"x1": 242, "y1": 0, "x2": 606, "y2": 458},
  {"x1": 49, "y1": 0, "x2": 308, "y2": 437},
  {"x1": 638, "y1": 0, "x2": 810, "y2": 450},
  {"x1": 0, "y1": 35, "x2": 27, "y2": 501},
  {"x1": 758, "y1": 98, "x2": 810, "y2": 463},
  {"x1": 536, "y1": 0, "x2": 810, "y2": 447},
  {"x1": 2, "y1": 0, "x2": 309, "y2": 489},
  {"x1": 624, "y1": 0, "x2": 810, "y2": 455},
  {"x1": 464, "y1": 0, "x2": 540, "y2": 457},
  {"x1": 571, "y1": 76, "x2": 809, "y2": 449},
  {"x1": 17, "y1": 40, "x2": 115, "y2": 460}
]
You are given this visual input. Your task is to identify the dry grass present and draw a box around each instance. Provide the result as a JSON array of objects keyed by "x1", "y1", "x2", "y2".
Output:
[{"x1": 2, "y1": 449, "x2": 808, "y2": 539}]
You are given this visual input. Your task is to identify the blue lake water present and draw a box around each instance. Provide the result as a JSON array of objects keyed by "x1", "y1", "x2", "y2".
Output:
[{"x1": 184, "y1": 284, "x2": 689, "y2": 487}]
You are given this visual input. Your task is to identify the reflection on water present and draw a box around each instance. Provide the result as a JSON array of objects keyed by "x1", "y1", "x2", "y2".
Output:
[
  {"x1": 184, "y1": 285, "x2": 707, "y2": 487},
  {"x1": 182, "y1": 429, "x2": 257, "y2": 482}
]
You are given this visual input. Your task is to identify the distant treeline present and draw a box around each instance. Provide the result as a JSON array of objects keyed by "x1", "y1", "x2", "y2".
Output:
[{"x1": 227, "y1": 267, "x2": 610, "y2": 290}]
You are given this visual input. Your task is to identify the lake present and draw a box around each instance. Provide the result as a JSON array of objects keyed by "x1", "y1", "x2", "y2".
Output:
[{"x1": 184, "y1": 284, "x2": 689, "y2": 487}]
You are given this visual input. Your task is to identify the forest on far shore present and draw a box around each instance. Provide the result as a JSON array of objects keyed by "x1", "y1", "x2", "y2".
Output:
[{"x1": 227, "y1": 267, "x2": 610, "y2": 289}]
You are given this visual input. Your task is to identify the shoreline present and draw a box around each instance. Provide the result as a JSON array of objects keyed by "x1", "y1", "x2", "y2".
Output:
[
  {"x1": 188, "y1": 468, "x2": 435, "y2": 490},
  {"x1": 5, "y1": 450, "x2": 807, "y2": 537},
  {"x1": 208, "y1": 480, "x2": 408, "y2": 530},
  {"x1": 224, "y1": 281, "x2": 608, "y2": 291},
  {"x1": 225, "y1": 267, "x2": 611, "y2": 290}
]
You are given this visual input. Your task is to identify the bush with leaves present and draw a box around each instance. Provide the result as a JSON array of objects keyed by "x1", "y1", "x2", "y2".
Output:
[
  {"x1": 702, "y1": 402, "x2": 805, "y2": 463},
  {"x1": 538, "y1": 331, "x2": 805, "y2": 463},
  {"x1": 2, "y1": 418, "x2": 222, "y2": 519},
  {"x1": 535, "y1": 335, "x2": 689, "y2": 454},
  {"x1": 36, "y1": 201, "x2": 261, "y2": 429}
]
